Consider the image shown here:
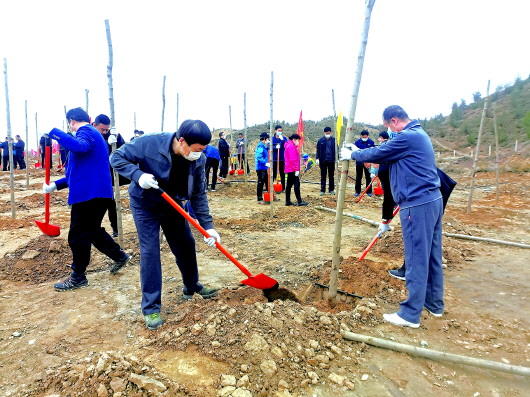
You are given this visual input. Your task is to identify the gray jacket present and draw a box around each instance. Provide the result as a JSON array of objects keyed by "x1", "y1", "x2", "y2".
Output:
[{"x1": 110, "y1": 132, "x2": 213, "y2": 230}]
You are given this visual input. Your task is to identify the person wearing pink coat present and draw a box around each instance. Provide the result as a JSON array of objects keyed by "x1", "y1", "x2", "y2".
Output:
[{"x1": 283, "y1": 134, "x2": 308, "y2": 206}]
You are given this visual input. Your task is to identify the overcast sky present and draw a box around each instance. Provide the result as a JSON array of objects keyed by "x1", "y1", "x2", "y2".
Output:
[{"x1": 1, "y1": 0, "x2": 529, "y2": 149}]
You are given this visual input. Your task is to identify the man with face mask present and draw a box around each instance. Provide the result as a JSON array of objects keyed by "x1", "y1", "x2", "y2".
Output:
[
  {"x1": 354, "y1": 130, "x2": 375, "y2": 196},
  {"x1": 315, "y1": 127, "x2": 337, "y2": 195},
  {"x1": 111, "y1": 120, "x2": 220, "y2": 330}
]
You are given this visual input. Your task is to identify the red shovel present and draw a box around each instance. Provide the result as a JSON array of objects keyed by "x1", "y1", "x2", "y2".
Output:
[
  {"x1": 158, "y1": 188, "x2": 278, "y2": 290},
  {"x1": 35, "y1": 142, "x2": 60, "y2": 237},
  {"x1": 359, "y1": 206, "x2": 400, "y2": 261}
]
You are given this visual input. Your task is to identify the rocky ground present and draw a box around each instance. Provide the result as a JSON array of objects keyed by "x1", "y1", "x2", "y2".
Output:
[{"x1": 0, "y1": 152, "x2": 529, "y2": 396}]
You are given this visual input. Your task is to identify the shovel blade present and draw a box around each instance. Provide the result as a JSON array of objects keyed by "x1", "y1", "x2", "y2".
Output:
[
  {"x1": 35, "y1": 220, "x2": 61, "y2": 237},
  {"x1": 241, "y1": 273, "x2": 279, "y2": 290}
]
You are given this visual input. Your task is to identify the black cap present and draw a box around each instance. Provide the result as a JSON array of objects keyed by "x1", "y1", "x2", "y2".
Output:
[{"x1": 259, "y1": 132, "x2": 269, "y2": 140}]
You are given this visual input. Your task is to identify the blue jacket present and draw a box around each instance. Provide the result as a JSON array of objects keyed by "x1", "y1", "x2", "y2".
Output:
[
  {"x1": 14, "y1": 139, "x2": 25, "y2": 154},
  {"x1": 1, "y1": 141, "x2": 9, "y2": 156},
  {"x1": 272, "y1": 135, "x2": 287, "y2": 161},
  {"x1": 351, "y1": 121, "x2": 441, "y2": 209},
  {"x1": 255, "y1": 141, "x2": 269, "y2": 170},
  {"x1": 354, "y1": 137, "x2": 375, "y2": 165},
  {"x1": 49, "y1": 125, "x2": 113, "y2": 205},
  {"x1": 204, "y1": 144, "x2": 221, "y2": 161},
  {"x1": 110, "y1": 132, "x2": 213, "y2": 230}
]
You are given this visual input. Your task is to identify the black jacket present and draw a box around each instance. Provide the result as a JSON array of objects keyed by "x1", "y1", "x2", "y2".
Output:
[
  {"x1": 316, "y1": 136, "x2": 336, "y2": 163},
  {"x1": 218, "y1": 138, "x2": 230, "y2": 157}
]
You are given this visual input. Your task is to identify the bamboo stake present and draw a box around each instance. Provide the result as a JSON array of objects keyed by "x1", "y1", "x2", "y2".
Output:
[
  {"x1": 25, "y1": 100, "x2": 29, "y2": 188},
  {"x1": 269, "y1": 71, "x2": 274, "y2": 217},
  {"x1": 85, "y1": 89, "x2": 89, "y2": 113},
  {"x1": 493, "y1": 110, "x2": 500, "y2": 201},
  {"x1": 329, "y1": 0, "x2": 376, "y2": 298},
  {"x1": 316, "y1": 205, "x2": 385, "y2": 228},
  {"x1": 332, "y1": 88, "x2": 336, "y2": 118},
  {"x1": 35, "y1": 112, "x2": 39, "y2": 166},
  {"x1": 105, "y1": 19, "x2": 123, "y2": 247},
  {"x1": 134, "y1": 112, "x2": 136, "y2": 131},
  {"x1": 3, "y1": 58, "x2": 16, "y2": 218},
  {"x1": 176, "y1": 92, "x2": 179, "y2": 130},
  {"x1": 466, "y1": 80, "x2": 490, "y2": 214},
  {"x1": 161, "y1": 75, "x2": 166, "y2": 131},
  {"x1": 343, "y1": 331, "x2": 530, "y2": 377},
  {"x1": 441, "y1": 232, "x2": 530, "y2": 249},
  {"x1": 243, "y1": 92, "x2": 248, "y2": 185}
]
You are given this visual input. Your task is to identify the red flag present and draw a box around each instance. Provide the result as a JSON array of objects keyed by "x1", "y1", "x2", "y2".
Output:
[{"x1": 297, "y1": 110, "x2": 304, "y2": 149}]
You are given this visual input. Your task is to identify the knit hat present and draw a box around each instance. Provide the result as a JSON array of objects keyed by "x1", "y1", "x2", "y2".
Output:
[{"x1": 303, "y1": 153, "x2": 309, "y2": 159}]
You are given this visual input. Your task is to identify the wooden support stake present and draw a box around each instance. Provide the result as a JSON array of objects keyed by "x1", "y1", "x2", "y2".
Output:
[
  {"x1": 24, "y1": 100, "x2": 29, "y2": 188},
  {"x1": 3, "y1": 58, "x2": 16, "y2": 218},
  {"x1": 176, "y1": 92, "x2": 179, "y2": 130},
  {"x1": 343, "y1": 331, "x2": 530, "y2": 377},
  {"x1": 243, "y1": 92, "x2": 248, "y2": 185},
  {"x1": 330, "y1": 0, "x2": 376, "y2": 298},
  {"x1": 269, "y1": 71, "x2": 274, "y2": 218},
  {"x1": 493, "y1": 110, "x2": 500, "y2": 201},
  {"x1": 161, "y1": 75, "x2": 166, "y2": 131}
]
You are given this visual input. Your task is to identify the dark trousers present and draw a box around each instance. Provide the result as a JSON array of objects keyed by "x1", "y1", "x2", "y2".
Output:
[
  {"x1": 285, "y1": 172, "x2": 302, "y2": 204},
  {"x1": 205, "y1": 157, "x2": 219, "y2": 189},
  {"x1": 41, "y1": 150, "x2": 52, "y2": 169},
  {"x1": 15, "y1": 153, "x2": 26, "y2": 169},
  {"x1": 220, "y1": 155, "x2": 229, "y2": 178},
  {"x1": 238, "y1": 153, "x2": 251, "y2": 173},
  {"x1": 106, "y1": 199, "x2": 118, "y2": 232},
  {"x1": 378, "y1": 168, "x2": 396, "y2": 220},
  {"x1": 69, "y1": 198, "x2": 124, "y2": 277},
  {"x1": 130, "y1": 199, "x2": 203, "y2": 315},
  {"x1": 355, "y1": 162, "x2": 372, "y2": 194},
  {"x1": 272, "y1": 160, "x2": 285, "y2": 191},
  {"x1": 2, "y1": 156, "x2": 9, "y2": 171},
  {"x1": 60, "y1": 150, "x2": 67, "y2": 166},
  {"x1": 256, "y1": 169, "x2": 269, "y2": 201},
  {"x1": 319, "y1": 161, "x2": 335, "y2": 193}
]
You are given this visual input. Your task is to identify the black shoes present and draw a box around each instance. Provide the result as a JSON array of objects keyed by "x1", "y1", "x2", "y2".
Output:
[
  {"x1": 110, "y1": 253, "x2": 131, "y2": 274},
  {"x1": 112, "y1": 230, "x2": 119, "y2": 238},
  {"x1": 286, "y1": 201, "x2": 308, "y2": 206},
  {"x1": 388, "y1": 265, "x2": 406, "y2": 281},
  {"x1": 54, "y1": 275, "x2": 89, "y2": 291},
  {"x1": 183, "y1": 287, "x2": 218, "y2": 300},
  {"x1": 297, "y1": 201, "x2": 309, "y2": 206}
]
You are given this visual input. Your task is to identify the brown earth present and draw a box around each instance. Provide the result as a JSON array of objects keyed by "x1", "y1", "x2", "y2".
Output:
[{"x1": 0, "y1": 155, "x2": 529, "y2": 396}]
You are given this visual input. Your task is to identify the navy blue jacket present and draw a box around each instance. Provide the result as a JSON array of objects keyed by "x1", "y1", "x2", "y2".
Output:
[
  {"x1": 1, "y1": 141, "x2": 9, "y2": 157},
  {"x1": 316, "y1": 136, "x2": 337, "y2": 163},
  {"x1": 354, "y1": 137, "x2": 375, "y2": 165},
  {"x1": 14, "y1": 139, "x2": 25, "y2": 155},
  {"x1": 204, "y1": 144, "x2": 221, "y2": 161},
  {"x1": 49, "y1": 125, "x2": 113, "y2": 205},
  {"x1": 351, "y1": 121, "x2": 441, "y2": 209},
  {"x1": 272, "y1": 135, "x2": 287, "y2": 161},
  {"x1": 218, "y1": 138, "x2": 230, "y2": 157},
  {"x1": 110, "y1": 132, "x2": 213, "y2": 230}
]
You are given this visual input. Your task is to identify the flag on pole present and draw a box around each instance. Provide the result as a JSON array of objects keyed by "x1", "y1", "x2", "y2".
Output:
[
  {"x1": 336, "y1": 111, "x2": 343, "y2": 146},
  {"x1": 297, "y1": 110, "x2": 304, "y2": 149}
]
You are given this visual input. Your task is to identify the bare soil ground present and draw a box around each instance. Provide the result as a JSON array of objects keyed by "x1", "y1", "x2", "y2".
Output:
[{"x1": 0, "y1": 154, "x2": 529, "y2": 397}]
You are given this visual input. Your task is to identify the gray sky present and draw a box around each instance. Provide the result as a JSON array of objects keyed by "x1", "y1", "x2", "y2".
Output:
[{"x1": 1, "y1": 0, "x2": 529, "y2": 149}]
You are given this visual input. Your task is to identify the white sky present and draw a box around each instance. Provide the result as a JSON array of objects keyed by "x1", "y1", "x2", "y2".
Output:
[{"x1": 1, "y1": 0, "x2": 529, "y2": 149}]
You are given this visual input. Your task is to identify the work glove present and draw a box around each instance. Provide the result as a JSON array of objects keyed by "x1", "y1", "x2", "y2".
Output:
[
  {"x1": 265, "y1": 162, "x2": 270, "y2": 168},
  {"x1": 295, "y1": 171, "x2": 299, "y2": 177},
  {"x1": 204, "y1": 229, "x2": 221, "y2": 247},
  {"x1": 42, "y1": 182, "x2": 57, "y2": 194},
  {"x1": 107, "y1": 134, "x2": 117, "y2": 145},
  {"x1": 276, "y1": 144, "x2": 280, "y2": 149},
  {"x1": 378, "y1": 220, "x2": 391, "y2": 234},
  {"x1": 138, "y1": 173, "x2": 159, "y2": 189},
  {"x1": 316, "y1": 159, "x2": 320, "y2": 166},
  {"x1": 370, "y1": 173, "x2": 376, "y2": 179},
  {"x1": 340, "y1": 144, "x2": 359, "y2": 161}
]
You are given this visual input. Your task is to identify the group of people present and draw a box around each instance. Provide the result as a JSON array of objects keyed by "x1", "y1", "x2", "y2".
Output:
[
  {"x1": 40, "y1": 104, "x2": 445, "y2": 332},
  {"x1": 1, "y1": 135, "x2": 26, "y2": 171}
]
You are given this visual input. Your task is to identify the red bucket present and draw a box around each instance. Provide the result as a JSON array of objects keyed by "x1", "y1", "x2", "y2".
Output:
[
  {"x1": 229, "y1": 169, "x2": 235, "y2": 175},
  {"x1": 237, "y1": 169, "x2": 244, "y2": 175},
  {"x1": 374, "y1": 186, "x2": 383, "y2": 196},
  {"x1": 273, "y1": 182, "x2": 282, "y2": 193},
  {"x1": 264, "y1": 192, "x2": 273, "y2": 202}
]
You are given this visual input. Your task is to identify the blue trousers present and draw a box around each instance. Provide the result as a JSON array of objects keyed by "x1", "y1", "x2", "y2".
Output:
[
  {"x1": 398, "y1": 198, "x2": 444, "y2": 323},
  {"x1": 131, "y1": 199, "x2": 203, "y2": 315}
]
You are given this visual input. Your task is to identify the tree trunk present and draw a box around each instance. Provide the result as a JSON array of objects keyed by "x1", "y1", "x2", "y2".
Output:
[
  {"x1": 269, "y1": 71, "x2": 274, "y2": 217},
  {"x1": 493, "y1": 110, "x2": 500, "y2": 201},
  {"x1": 105, "y1": 20, "x2": 115, "y2": 126},
  {"x1": 85, "y1": 89, "x2": 89, "y2": 113},
  {"x1": 466, "y1": 80, "x2": 490, "y2": 214},
  {"x1": 3, "y1": 58, "x2": 16, "y2": 218},
  {"x1": 161, "y1": 75, "x2": 166, "y2": 131},
  {"x1": 25, "y1": 100, "x2": 29, "y2": 188},
  {"x1": 176, "y1": 92, "x2": 179, "y2": 130},
  {"x1": 244, "y1": 92, "x2": 248, "y2": 185},
  {"x1": 332, "y1": 88, "x2": 336, "y2": 118},
  {"x1": 329, "y1": 0, "x2": 377, "y2": 298}
]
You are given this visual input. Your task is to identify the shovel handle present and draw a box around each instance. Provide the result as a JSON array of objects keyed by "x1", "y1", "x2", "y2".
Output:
[
  {"x1": 159, "y1": 189, "x2": 253, "y2": 278},
  {"x1": 359, "y1": 206, "x2": 400, "y2": 261},
  {"x1": 356, "y1": 175, "x2": 378, "y2": 203},
  {"x1": 44, "y1": 145, "x2": 51, "y2": 224}
]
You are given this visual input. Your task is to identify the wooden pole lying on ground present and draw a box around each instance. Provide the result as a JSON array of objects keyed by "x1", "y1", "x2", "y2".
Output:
[
  {"x1": 3, "y1": 58, "x2": 16, "y2": 218},
  {"x1": 25, "y1": 100, "x2": 29, "y2": 188},
  {"x1": 330, "y1": 0, "x2": 376, "y2": 298},
  {"x1": 316, "y1": 205, "x2": 385, "y2": 228},
  {"x1": 105, "y1": 19, "x2": 123, "y2": 247},
  {"x1": 161, "y1": 75, "x2": 166, "y2": 131},
  {"x1": 466, "y1": 80, "x2": 490, "y2": 214},
  {"x1": 343, "y1": 331, "x2": 530, "y2": 377},
  {"x1": 269, "y1": 71, "x2": 274, "y2": 217}
]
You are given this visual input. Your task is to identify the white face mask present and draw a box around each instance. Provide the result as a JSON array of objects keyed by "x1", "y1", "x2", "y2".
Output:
[
  {"x1": 325, "y1": 134, "x2": 331, "y2": 139},
  {"x1": 277, "y1": 131, "x2": 282, "y2": 136},
  {"x1": 265, "y1": 140, "x2": 269, "y2": 145},
  {"x1": 361, "y1": 137, "x2": 368, "y2": 142},
  {"x1": 183, "y1": 151, "x2": 202, "y2": 161}
]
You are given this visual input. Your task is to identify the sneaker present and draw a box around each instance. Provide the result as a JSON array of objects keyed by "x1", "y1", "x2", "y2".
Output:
[
  {"x1": 211, "y1": 189, "x2": 216, "y2": 192},
  {"x1": 297, "y1": 201, "x2": 309, "y2": 206},
  {"x1": 354, "y1": 193, "x2": 360, "y2": 197},
  {"x1": 285, "y1": 202, "x2": 294, "y2": 206},
  {"x1": 273, "y1": 196, "x2": 280, "y2": 201},
  {"x1": 388, "y1": 266, "x2": 406, "y2": 281},
  {"x1": 183, "y1": 286, "x2": 218, "y2": 300},
  {"x1": 257, "y1": 200, "x2": 269, "y2": 205},
  {"x1": 144, "y1": 313, "x2": 164, "y2": 330},
  {"x1": 329, "y1": 191, "x2": 335, "y2": 195},
  {"x1": 112, "y1": 230, "x2": 119, "y2": 238},
  {"x1": 54, "y1": 276, "x2": 89, "y2": 291},
  {"x1": 383, "y1": 312, "x2": 420, "y2": 328},
  {"x1": 367, "y1": 193, "x2": 372, "y2": 197},
  {"x1": 424, "y1": 307, "x2": 443, "y2": 317},
  {"x1": 110, "y1": 253, "x2": 131, "y2": 274},
  {"x1": 320, "y1": 192, "x2": 325, "y2": 196}
]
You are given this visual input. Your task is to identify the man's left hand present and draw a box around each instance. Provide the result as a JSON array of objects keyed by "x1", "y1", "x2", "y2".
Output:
[
  {"x1": 340, "y1": 144, "x2": 359, "y2": 161},
  {"x1": 108, "y1": 135, "x2": 117, "y2": 145},
  {"x1": 204, "y1": 229, "x2": 221, "y2": 247}
]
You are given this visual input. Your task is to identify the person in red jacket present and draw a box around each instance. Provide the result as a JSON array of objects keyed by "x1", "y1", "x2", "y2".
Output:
[{"x1": 283, "y1": 134, "x2": 308, "y2": 206}]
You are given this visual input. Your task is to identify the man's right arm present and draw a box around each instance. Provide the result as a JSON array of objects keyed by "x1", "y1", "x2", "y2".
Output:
[{"x1": 110, "y1": 141, "x2": 146, "y2": 184}]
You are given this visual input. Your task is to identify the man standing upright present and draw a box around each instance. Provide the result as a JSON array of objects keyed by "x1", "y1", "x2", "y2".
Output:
[
  {"x1": 316, "y1": 127, "x2": 336, "y2": 195},
  {"x1": 1, "y1": 137, "x2": 10, "y2": 171},
  {"x1": 218, "y1": 131, "x2": 230, "y2": 179},
  {"x1": 354, "y1": 130, "x2": 375, "y2": 197},
  {"x1": 341, "y1": 105, "x2": 443, "y2": 328},
  {"x1": 92, "y1": 114, "x2": 128, "y2": 237},
  {"x1": 43, "y1": 107, "x2": 130, "y2": 291},
  {"x1": 272, "y1": 125, "x2": 287, "y2": 192},
  {"x1": 236, "y1": 132, "x2": 250, "y2": 174},
  {"x1": 14, "y1": 135, "x2": 26, "y2": 170}
]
